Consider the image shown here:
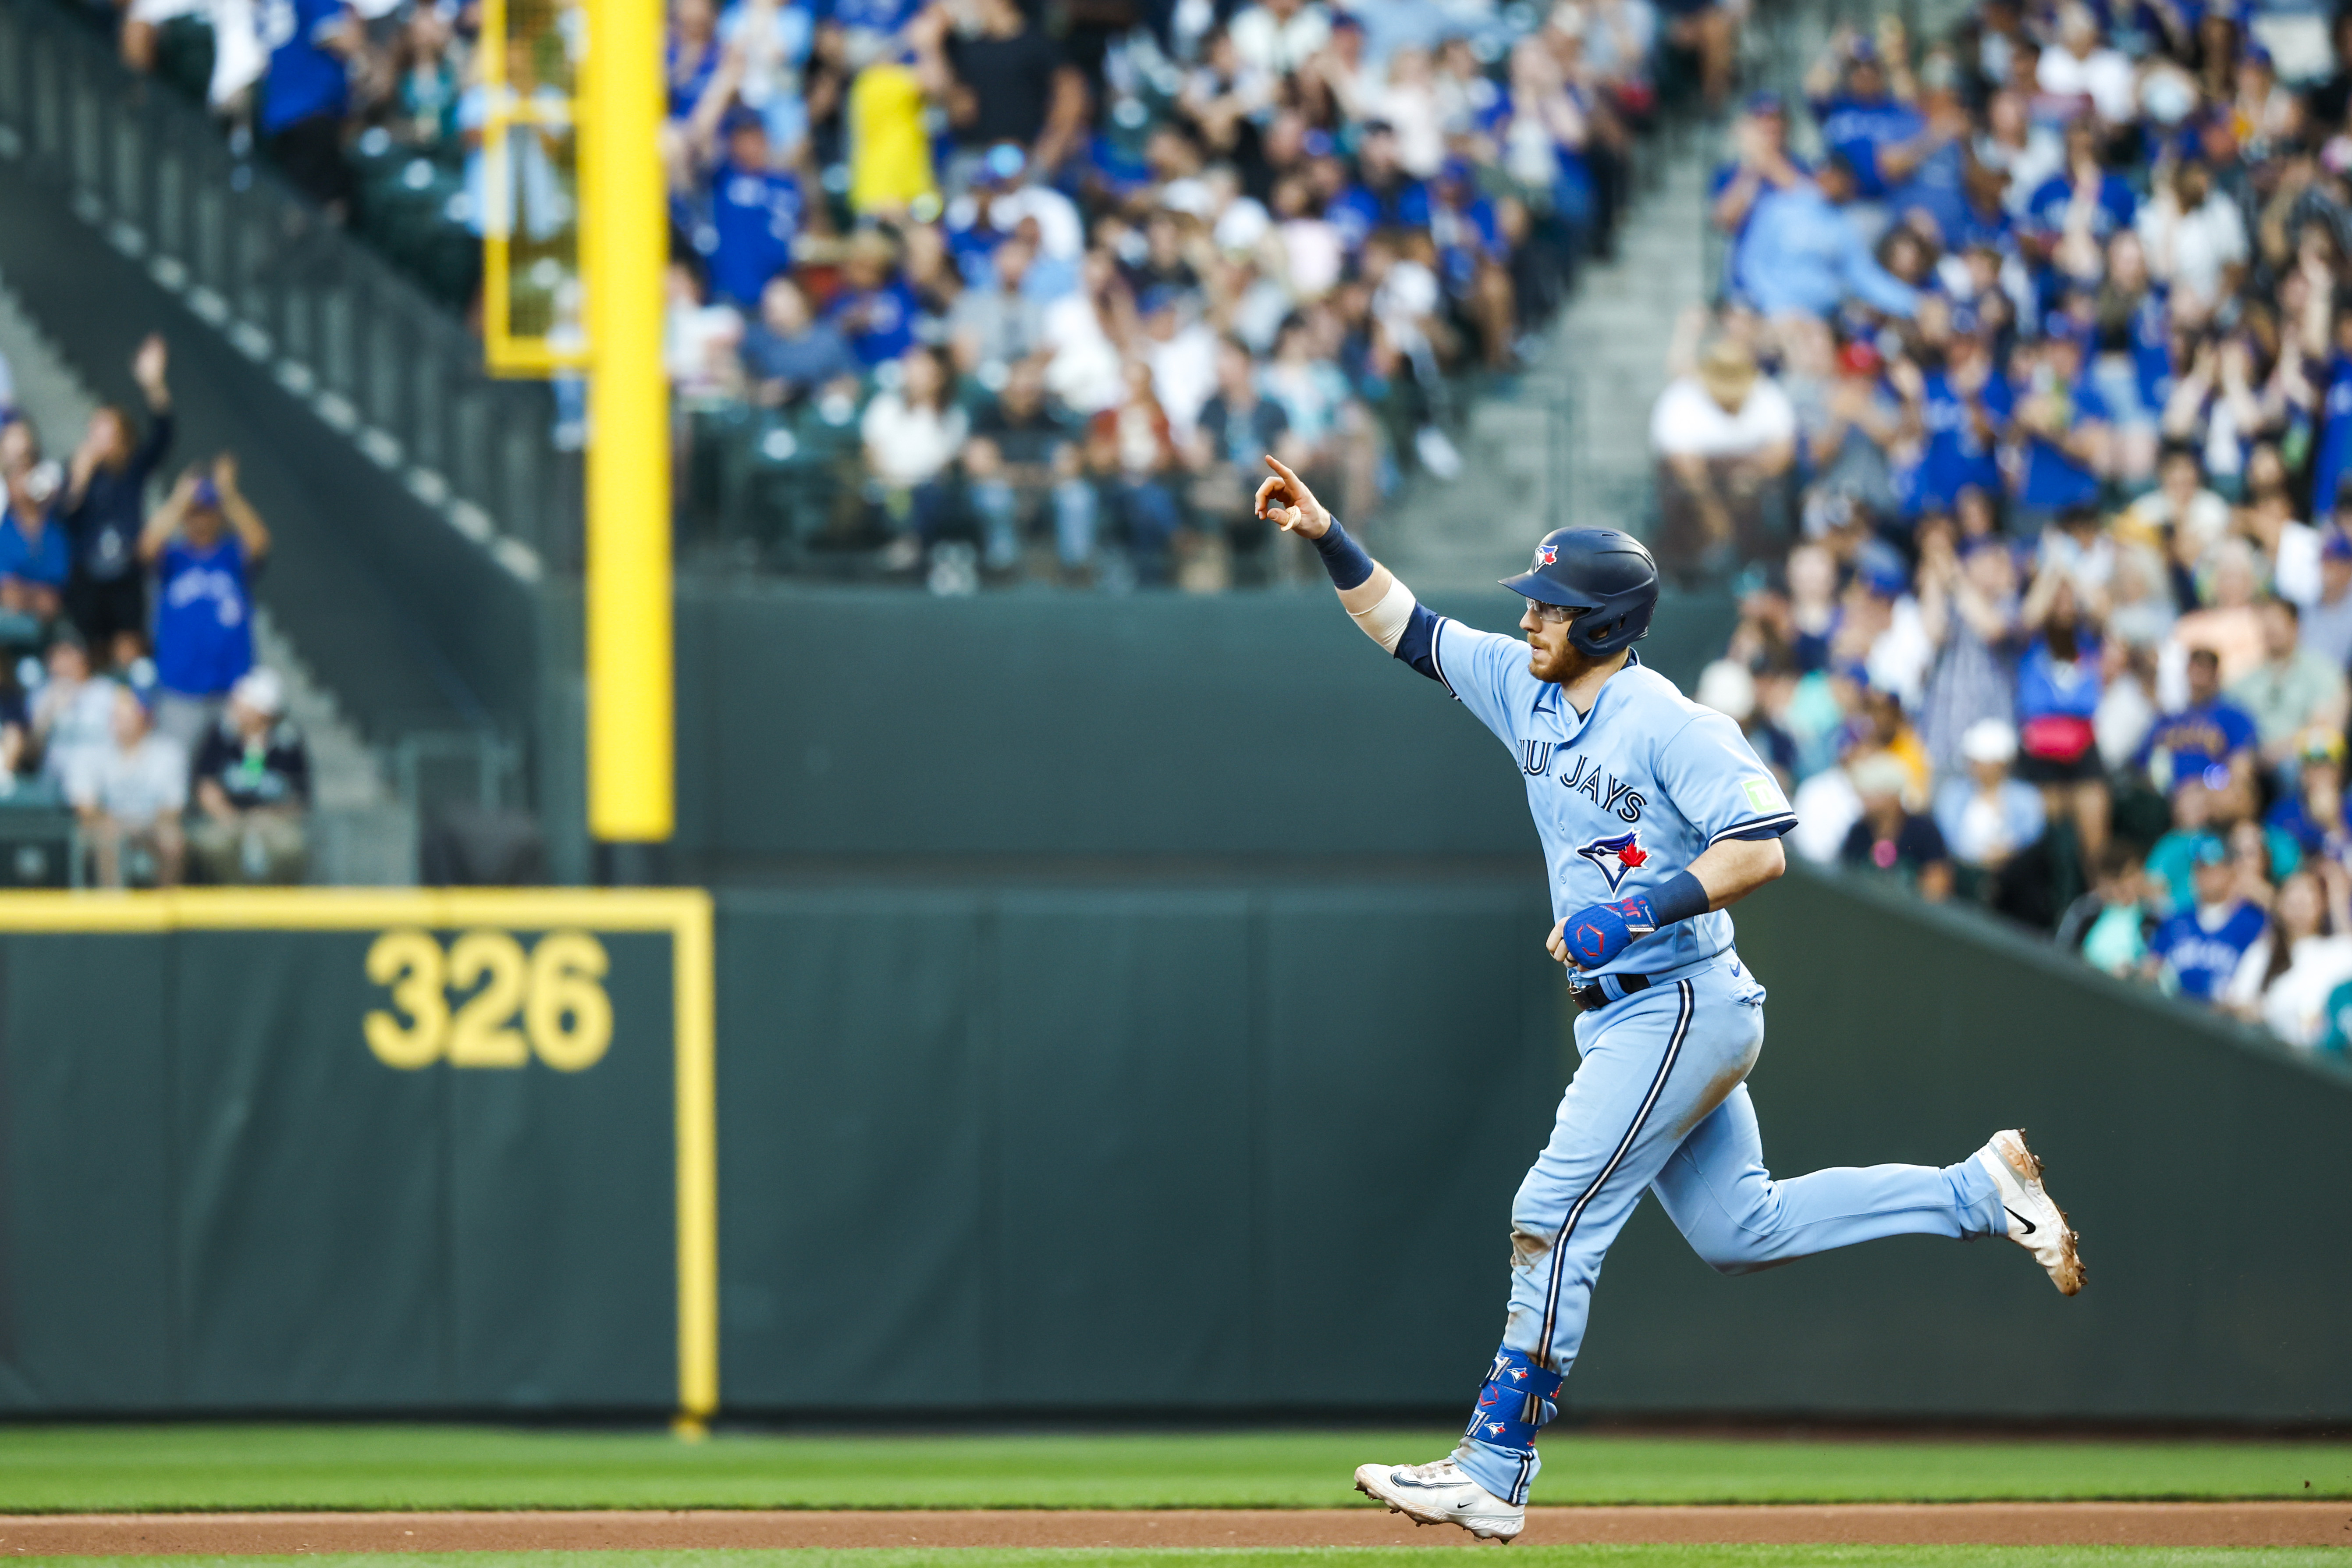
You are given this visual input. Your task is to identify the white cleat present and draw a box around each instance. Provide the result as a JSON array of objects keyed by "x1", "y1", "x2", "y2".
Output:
[
  {"x1": 1354, "y1": 1456, "x2": 1525, "y2": 1542},
  {"x1": 1976, "y1": 1128, "x2": 2084, "y2": 1295}
]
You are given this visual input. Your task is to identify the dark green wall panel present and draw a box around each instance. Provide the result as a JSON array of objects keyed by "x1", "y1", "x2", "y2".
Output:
[
  {"x1": 0, "y1": 935, "x2": 173, "y2": 1408},
  {"x1": 1256, "y1": 888, "x2": 1564, "y2": 1408},
  {"x1": 672, "y1": 585, "x2": 1732, "y2": 869},
  {"x1": 715, "y1": 894, "x2": 994, "y2": 1408},
  {"x1": 448, "y1": 933, "x2": 675, "y2": 1408},
  {"x1": 987, "y1": 894, "x2": 1257, "y2": 1405},
  {"x1": 171, "y1": 933, "x2": 448, "y2": 1407}
]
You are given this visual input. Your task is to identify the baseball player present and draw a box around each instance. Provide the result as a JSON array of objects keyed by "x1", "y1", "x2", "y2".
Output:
[{"x1": 1252, "y1": 457, "x2": 2084, "y2": 1543}]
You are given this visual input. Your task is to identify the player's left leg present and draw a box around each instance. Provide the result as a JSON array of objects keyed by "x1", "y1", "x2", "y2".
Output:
[
  {"x1": 1650, "y1": 1049, "x2": 2084, "y2": 1294},
  {"x1": 1649, "y1": 1081, "x2": 2006, "y2": 1270}
]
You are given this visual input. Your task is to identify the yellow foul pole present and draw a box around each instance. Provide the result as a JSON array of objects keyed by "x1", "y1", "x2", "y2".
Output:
[{"x1": 582, "y1": 0, "x2": 673, "y2": 841}]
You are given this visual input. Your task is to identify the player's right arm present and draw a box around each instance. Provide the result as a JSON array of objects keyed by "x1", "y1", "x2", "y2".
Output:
[
  {"x1": 1254, "y1": 455, "x2": 1418, "y2": 650},
  {"x1": 1254, "y1": 455, "x2": 1531, "y2": 740}
]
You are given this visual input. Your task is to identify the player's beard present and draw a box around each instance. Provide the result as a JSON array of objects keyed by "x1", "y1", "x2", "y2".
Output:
[{"x1": 1525, "y1": 630, "x2": 1577, "y2": 684}]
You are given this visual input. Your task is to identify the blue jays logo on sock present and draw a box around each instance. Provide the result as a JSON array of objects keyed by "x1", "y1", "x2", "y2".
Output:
[
  {"x1": 1577, "y1": 830, "x2": 1650, "y2": 892},
  {"x1": 1481, "y1": 1419, "x2": 1509, "y2": 1439}
]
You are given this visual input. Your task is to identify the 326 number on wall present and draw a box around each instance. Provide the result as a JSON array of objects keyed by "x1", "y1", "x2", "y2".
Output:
[{"x1": 365, "y1": 929, "x2": 614, "y2": 1070}]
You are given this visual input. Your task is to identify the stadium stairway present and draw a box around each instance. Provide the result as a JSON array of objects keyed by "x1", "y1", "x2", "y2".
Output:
[
  {"x1": 1374, "y1": 125, "x2": 1710, "y2": 597},
  {"x1": 0, "y1": 267, "x2": 416, "y2": 881}
]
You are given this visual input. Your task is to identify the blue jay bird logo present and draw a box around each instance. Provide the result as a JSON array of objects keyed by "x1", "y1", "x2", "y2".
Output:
[
  {"x1": 1537, "y1": 541, "x2": 1558, "y2": 566},
  {"x1": 1577, "y1": 831, "x2": 1651, "y2": 893}
]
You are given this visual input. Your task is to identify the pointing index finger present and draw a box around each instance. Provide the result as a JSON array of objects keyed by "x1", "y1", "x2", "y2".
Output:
[{"x1": 1263, "y1": 454, "x2": 1303, "y2": 489}]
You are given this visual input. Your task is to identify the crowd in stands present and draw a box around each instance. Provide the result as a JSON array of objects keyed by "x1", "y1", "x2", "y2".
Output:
[
  {"x1": 82, "y1": 0, "x2": 1694, "y2": 588},
  {"x1": 1677, "y1": 0, "x2": 2352, "y2": 1052},
  {"x1": 0, "y1": 338, "x2": 313, "y2": 887}
]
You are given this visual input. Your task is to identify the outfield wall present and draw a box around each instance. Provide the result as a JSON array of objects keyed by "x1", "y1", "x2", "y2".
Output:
[{"x1": 0, "y1": 873, "x2": 2346, "y2": 1422}]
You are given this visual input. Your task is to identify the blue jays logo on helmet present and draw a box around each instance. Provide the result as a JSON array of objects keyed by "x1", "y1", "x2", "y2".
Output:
[
  {"x1": 1537, "y1": 542, "x2": 1558, "y2": 566},
  {"x1": 1577, "y1": 831, "x2": 1651, "y2": 893}
]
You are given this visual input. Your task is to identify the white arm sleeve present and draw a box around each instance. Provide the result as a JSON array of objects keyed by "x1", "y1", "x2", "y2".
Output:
[{"x1": 1346, "y1": 571, "x2": 1416, "y2": 653}]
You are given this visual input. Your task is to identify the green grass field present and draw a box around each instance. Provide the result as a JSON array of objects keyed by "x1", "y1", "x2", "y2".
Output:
[{"x1": 1, "y1": 1426, "x2": 2349, "y2": 1512}]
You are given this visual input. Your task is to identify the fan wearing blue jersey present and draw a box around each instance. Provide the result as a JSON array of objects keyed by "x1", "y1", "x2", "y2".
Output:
[{"x1": 1251, "y1": 455, "x2": 2087, "y2": 1543}]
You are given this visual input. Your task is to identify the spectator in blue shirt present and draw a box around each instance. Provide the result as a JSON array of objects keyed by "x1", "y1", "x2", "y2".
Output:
[
  {"x1": 2265, "y1": 731, "x2": 2352, "y2": 862},
  {"x1": 701, "y1": 112, "x2": 805, "y2": 308},
  {"x1": 1878, "y1": 78, "x2": 1975, "y2": 245},
  {"x1": 825, "y1": 228, "x2": 919, "y2": 368},
  {"x1": 2015, "y1": 565, "x2": 2111, "y2": 871},
  {"x1": 2011, "y1": 333, "x2": 2112, "y2": 526},
  {"x1": 2141, "y1": 646, "x2": 2260, "y2": 799},
  {"x1": 1900, "y1": 326, "x2": 2011, "y2": 516},
  {"x1": 1732, "y1": 156, "x2": 1922, "y2": 320},
  {"x1": 1324, "y1": 123, "x2": 1431, "y2": 256},
  {"x1": 741, "y1": 277, "x2": 860, "y2": 405},
  {"x1": 2311, "y1": 310, "x2": 2352, "y2": 525},
  {"x1": 1709, "y1": 92, "x2": 1808, "y2": 247},
  {"x1": 137, "y1": 455, "x2": 271, "y2": 752},
  {"x1": 1805, "y1": 31, "x2": 1924, "y2": 203},
  {"x1": 0, "y1": 457, "x2": 68, "y2": 625},
  {"x1": 2146, "y1": 835, "x2": 2267, "y2": 1002},
  {"x1": 2023, "y1": 119, "x2": 2137, "y2": 248},
  {"x1": 258, "y1": 0, "x2": 360, "y2": 210}
]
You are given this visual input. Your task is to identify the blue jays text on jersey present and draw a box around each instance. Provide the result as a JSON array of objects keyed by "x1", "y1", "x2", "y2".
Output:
[{"x1": 1398, "y1": 612, "x2": 1797, "y2": 978}]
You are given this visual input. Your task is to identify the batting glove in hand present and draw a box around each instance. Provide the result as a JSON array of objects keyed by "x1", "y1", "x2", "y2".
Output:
[{"x1": 1558, "y1": 896, "x2": 1659, "y2": 969}]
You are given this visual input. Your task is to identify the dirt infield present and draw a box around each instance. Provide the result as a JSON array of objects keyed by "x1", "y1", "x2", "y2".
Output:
[{"x1": 1, "y1": 1504, "x2": 2347, "y2": 1553}]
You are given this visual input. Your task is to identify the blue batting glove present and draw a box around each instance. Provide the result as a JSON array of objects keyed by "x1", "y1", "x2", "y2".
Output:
[{"x1": 1560, "y1": 895, "x2": 1659, "y2": 969}]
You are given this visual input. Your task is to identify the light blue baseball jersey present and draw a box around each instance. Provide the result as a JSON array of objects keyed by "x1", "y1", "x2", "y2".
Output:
[{"x1": 1425, "y1": 619, "x2": 1797, "y2": 979}]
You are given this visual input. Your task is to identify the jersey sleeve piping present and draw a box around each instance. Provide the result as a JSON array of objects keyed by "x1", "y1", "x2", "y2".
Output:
[
  {"x1": 1424, "y1": 612, "x2": 1460, "y2": 697},
  {"x1": 1709, "y1": 814, "x2": 1799, "y2": 844}
]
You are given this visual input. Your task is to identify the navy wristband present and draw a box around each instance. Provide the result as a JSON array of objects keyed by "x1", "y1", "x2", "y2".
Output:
[
  {"x1": 1650, "y1": 869, "x2": 1709, "y2": 927},
  {"x1": 1312, "y1": 517, "x2": 1376, "y2": 591}
]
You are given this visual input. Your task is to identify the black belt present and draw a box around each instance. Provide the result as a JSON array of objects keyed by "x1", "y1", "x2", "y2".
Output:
[{"x1": 1570, "y1": 971, "x2": 1652, "y2": 1013}]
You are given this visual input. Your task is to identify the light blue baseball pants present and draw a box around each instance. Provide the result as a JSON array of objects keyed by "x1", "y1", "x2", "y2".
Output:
[{"x1": 1454, "y1": 956, "x2": 2007, "y2": 1506}]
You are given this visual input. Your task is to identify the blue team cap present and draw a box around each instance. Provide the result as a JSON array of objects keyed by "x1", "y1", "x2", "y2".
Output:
[
  {"x1": 2326, "y1": 528, "x2": 2352, "y2": 563},
  {"x1": 1847, "y1": 34, "x2": 1879, "y2": 64},
  {"x1": 2191, "y1": 834, "x2": 2230, "y2": 868},
  {"x1": 1744, "y1": 89, "x2": 1786, "y2": 117},
  {"x1": 722, "y1": 105, "x2": 766, "y2": 138},
  {"x1": 190, "y1": 477, "x2": 219, "y2": 508},
  {"x1": 1302, "y1": 128, "x2": 1336, "y2": 160}
]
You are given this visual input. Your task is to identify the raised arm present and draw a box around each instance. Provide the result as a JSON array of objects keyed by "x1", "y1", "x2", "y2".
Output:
[
  {"x1": 211, "y1": 452, "x2": 271, "y2": 560},
  {"x1": 1254, "y1": 454, "x2": 1421, "y2": 658}
]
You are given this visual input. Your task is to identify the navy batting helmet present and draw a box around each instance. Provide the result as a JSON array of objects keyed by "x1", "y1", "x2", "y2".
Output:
[{"x1": 1499, "y1": 527, "x2": 1660, "y2": 658}]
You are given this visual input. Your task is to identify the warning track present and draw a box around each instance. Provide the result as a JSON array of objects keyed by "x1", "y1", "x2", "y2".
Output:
[{"x1": 0, "y1": 1504, "x2": 2346, "y2": 1553}]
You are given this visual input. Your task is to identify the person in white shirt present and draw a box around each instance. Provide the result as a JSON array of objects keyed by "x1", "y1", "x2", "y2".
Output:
[
  {"x1": 2302, "y1": 528, "x2": 2352, "y2": 670},
  {"x1": 1652, "y1": 336, "x2": 1798, "y2": 566},
  {"x1": 2035, "y1": 5, "x2": 2135, "y2": 124},
  {"x1": 2137, "y1": 159, "x2": 2248, "y2": 322},
  {"x1": 2225, "y1": 866, "x2": 2352, "y2": 1046},
  {"x1": 1228, "y1": 0, "x2": 1329, "y2": 76},
  {"x1": 73, "y1": 685, "x2": 188, "y2": 889},
  {"x1": 1933, "y1": 718, "x2": 2047, "y2": 874},
  {"x1": 30, "y1": 635, "x2": 119, "y2": 800}
]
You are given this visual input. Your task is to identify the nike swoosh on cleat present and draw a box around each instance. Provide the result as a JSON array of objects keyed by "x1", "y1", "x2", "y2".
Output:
[
  {"x1": 2006, "y1": 1205, "x2": 2038, "y2": 1236},
  {"x1": 1388, "y1": 1475, "x2": 1452, "y2": 1490}
]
